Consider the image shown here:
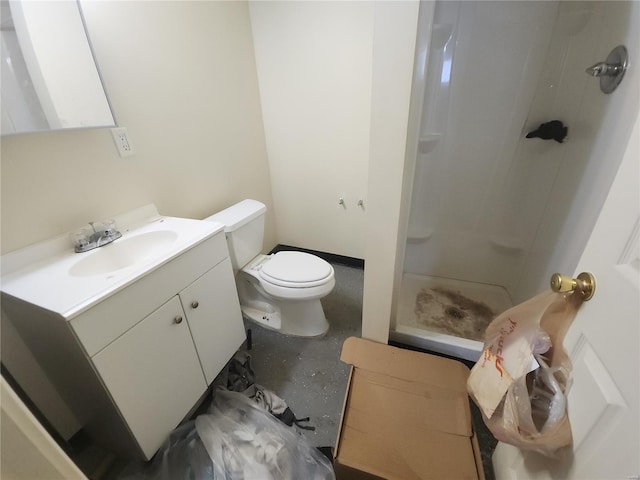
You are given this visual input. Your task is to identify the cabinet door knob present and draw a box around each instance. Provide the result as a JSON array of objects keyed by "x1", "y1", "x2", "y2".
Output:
[
  {"x1": 191, "y1": 301, "x2": 199, "y2": 309},
  {"x1": 174, "y1": 316, "x2": 183, "y2": 324}
]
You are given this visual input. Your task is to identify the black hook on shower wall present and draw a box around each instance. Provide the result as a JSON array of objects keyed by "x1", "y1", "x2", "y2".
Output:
[{"x1": 526, "y1": 120, "x2": 568, "y2": 143}]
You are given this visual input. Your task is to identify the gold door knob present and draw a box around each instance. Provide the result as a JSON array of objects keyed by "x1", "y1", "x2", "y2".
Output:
[
  {"x1": 550, "y1": 273, "x2": 576, "y2": 293},
  {"x1": 550, "y1": 272, "x2": 596, "y2": 301}
]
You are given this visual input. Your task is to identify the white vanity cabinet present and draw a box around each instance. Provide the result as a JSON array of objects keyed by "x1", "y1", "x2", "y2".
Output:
[
  {"x1": 92, "y1": 296, "x2": 207, "y2": 460},
  {"x1": 1, "y1": 219, "x2": 245, "y2": 461},
  {"x1": 90, "y1": 255, "x2": 245, "y2": 459}
]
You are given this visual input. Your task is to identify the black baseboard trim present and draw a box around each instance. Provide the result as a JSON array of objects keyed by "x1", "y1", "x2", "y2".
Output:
[{"x1": 269, "y1": 244, "x2": 364, "y2": 269}]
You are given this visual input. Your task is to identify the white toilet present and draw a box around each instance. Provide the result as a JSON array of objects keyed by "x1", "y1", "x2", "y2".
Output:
[{"x1": 205, "y1": 199, "x2": 335, "y2": 337}]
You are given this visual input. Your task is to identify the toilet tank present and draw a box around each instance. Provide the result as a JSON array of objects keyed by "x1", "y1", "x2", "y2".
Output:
[{"x1": 204, "y1": 199, "x2": 266, "y2": 270}]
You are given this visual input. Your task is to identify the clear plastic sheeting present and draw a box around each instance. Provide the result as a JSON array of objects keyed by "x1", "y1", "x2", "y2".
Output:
[
  {"x1": 197, "y1": 390, "x2": 333, "y2": 479},
  {"x1": 121, "y1": 389, "x2": 335, "y2": 480},
  {"x1": 119, "y1": 420, "x2": 215, "y2": 480}
]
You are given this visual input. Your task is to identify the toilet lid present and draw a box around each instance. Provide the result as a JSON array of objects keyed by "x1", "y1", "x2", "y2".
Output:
[{"x1": 260, "y1": 251, "x2": 333, "y2": 287}]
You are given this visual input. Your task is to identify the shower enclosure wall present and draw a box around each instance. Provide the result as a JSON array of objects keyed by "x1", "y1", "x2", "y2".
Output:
[{"x1": 392, "y1": 1, "x2": 636, "y2": 361}]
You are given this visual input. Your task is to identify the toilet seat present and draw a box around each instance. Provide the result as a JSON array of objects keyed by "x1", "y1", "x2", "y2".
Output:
[
  {"x1": 241, "y1": 252, "x2": 335, "y2": 301},
  {"x1": 259, "y1": 251, "x2": 333, "y2": 288}
]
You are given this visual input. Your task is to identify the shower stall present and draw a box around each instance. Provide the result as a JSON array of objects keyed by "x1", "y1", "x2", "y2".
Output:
[{"x1": 391, "y1": 1, "x2": 638, "y2": 360}]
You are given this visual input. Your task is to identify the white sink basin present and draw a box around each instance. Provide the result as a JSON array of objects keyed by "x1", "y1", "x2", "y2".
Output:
[
  {"x1": 0, "y1": 205, "x2": 225, "y2": 319},
  {"x1": 69, "y1": 230, "x2": 179, "y2": 277}
]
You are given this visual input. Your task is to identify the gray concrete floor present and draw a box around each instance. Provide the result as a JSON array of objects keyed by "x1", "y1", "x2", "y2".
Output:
[{"x1": 243, "y1": 262, "x2": 363, "y2": 448}]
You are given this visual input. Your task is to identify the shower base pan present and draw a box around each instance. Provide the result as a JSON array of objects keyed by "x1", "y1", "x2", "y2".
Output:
[{"x1": 391, "y1": 274, "x2": 512, "y2": 362}]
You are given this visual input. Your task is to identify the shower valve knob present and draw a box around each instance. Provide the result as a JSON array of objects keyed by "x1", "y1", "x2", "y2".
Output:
[
  {"x1": 585, "y1": 45, "x2": 628, "y2": 94},
  {"x1": 586, "y1": 62, "x2": 623, "y2": 77}
]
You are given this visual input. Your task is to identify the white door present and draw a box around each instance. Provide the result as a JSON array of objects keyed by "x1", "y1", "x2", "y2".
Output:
[{"x1": 492, "y1": 112, "x2": 640, "y2": 478}]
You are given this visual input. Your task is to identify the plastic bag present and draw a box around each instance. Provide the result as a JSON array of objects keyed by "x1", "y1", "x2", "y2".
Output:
[
  {"x1": 196, "y1": 390, "x2": 334, "y2": 479},
  {"x1": 120, "y1": 389, "x2": 335, "y2": 480},
  {"x1": 467, "y1": 290, "x2": 582, "y2": 457},
  {"x1": 118, "y1": 420, "x2": 219, "y2": 480}
]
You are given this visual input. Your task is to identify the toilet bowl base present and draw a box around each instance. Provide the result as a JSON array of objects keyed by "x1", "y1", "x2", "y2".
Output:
[
  {"x1": 241, "y1": 299, "x2": 329, "y2": 338},
  {"x1": 241, "y1": 306, "x2": 282, "y2": 331},
  {"x1": 236, "y1": 271, "x2": 331, "y2": 338}
]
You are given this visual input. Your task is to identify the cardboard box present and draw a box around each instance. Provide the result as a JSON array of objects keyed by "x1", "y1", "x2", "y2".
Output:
[{"x1": 334, "y1": 337, "x2": 485, "y2": 480}]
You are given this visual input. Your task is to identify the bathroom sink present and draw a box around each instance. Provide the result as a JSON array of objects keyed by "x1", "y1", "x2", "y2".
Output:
[
  {"x1": 69, "y1": 230, "x2": 179, "y2": 277},
  {"x1": 0, "y1": 205, "x2": 226, "y2": 319}
]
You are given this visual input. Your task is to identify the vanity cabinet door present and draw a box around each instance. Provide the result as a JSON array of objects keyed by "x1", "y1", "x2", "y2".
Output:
[
  {"x1": 180, "y1": 257, "x2": 245, "y2": 385},
  {"x1": 92, "y1": 296, "x2": 206, "y2": 460}
]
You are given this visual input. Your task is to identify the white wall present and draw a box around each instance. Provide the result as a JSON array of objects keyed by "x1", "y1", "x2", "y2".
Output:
[
  {"x1": 361, "y1": 1, "x2": 420, "y2": 342},
  {"x1": 249, "y1": 1, "x2": 373, "y2": 259},
  {"x1": 1, "y1": 1, "x2": 275, "y2": 256},
  {"x1": 248, "y1": 0, "x2": 422, "y2": 343},
  {"x1": 1, "y1": 0, "x2": 274, "y2": 439},
  {"x1": 1, "y1": 378, "x2": 88, "y2": 480}
]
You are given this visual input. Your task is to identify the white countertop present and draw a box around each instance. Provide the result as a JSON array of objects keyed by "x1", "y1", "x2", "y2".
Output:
[{"x1": 1, "y1": 205, "x2": 224, "y2": 319}]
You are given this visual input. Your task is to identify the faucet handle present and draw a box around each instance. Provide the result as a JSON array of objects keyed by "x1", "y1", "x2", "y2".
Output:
[
  {"x1": 101, "y1": 219, "x2": 120, "y2": 237},
  {"x1": 70, "y1": 228, "x2": 93, "y2": 252},
  {"x1": 585, "y1": 61, "x2": 623, "y2": 77}
]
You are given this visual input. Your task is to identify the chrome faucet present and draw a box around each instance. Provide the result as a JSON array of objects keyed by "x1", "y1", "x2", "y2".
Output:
[{"x1": 74, "y1": 221, "x2": 122, "y2": 253}]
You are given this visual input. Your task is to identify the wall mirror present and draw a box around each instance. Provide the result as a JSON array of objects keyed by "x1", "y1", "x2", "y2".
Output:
[{"x1": 1, "y1": 0, "x2": 115, "y2": 136}]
